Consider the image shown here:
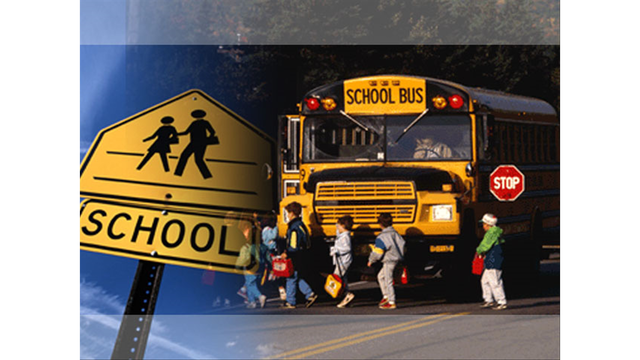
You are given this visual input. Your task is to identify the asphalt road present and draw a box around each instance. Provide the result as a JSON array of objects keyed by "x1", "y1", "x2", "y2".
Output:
[
  {"x1": 205, "y1": 258, "x2": 560, "y2": 359},
  {"x1": 227, "y1": 257, "x2": 559, "y2": 315}
]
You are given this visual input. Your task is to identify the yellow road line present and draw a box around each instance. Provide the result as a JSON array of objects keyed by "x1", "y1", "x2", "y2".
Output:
[
  {"x1": 266, "y1": 313, "x2": 448, "y2": 359},
  {"x1": 268, "y1": 312, "x2": 468, "y2": 359},
  {"x1": 287, "y1": 312, "x2": 470, "y2": 359}
]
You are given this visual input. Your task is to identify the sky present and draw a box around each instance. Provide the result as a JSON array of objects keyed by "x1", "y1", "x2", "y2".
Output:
[
  {"x1": 77, "y1": 42, "x2": 275, "y2": 360},
  {"x1": 4, "y1": 0, "x2": 640, "y2": 359}
]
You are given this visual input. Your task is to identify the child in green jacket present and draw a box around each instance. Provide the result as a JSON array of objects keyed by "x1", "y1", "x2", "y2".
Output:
[{"x1": 476, "y1": 213, "x2": 508, "y2": 310}]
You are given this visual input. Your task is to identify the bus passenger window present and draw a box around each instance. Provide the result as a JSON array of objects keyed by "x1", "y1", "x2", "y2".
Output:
[{"x1": 500, "y1": 123, "x2": 508, "y2": 162}]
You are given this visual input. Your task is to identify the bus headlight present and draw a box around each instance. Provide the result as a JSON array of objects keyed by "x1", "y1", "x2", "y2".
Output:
[{"x1": 431, "y1": 205, "x2": 453, "y2": 221}]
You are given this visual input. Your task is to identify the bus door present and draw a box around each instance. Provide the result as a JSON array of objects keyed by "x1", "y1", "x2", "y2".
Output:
[{"x1": 278, "y1": 115, "x2": 301, "y2": 199}]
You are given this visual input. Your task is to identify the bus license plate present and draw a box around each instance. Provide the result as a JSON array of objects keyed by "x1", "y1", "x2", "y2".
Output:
[{"x1": 430, "y1": 245, "x2": 454, "y2": 253}]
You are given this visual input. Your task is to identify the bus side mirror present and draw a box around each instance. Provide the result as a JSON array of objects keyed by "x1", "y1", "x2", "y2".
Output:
[{"x1": 482, "y1": 115, "x2": 495, "y2": 155}]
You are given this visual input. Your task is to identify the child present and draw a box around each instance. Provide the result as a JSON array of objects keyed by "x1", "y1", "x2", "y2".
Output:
[
  {"x1": 476, "y1": 213, "x2": 508, "y2": 310},
  {"x1": 260, "y1": 211, "x2": 286, "y2": 301},
  {"x1": 236, "y1": 216, "x2": 267, "y2": 309},
  {"x1": 330, "y1": 215, "x2": 355, "y2": 308},
  {"x1": 367, "y1": 213, "x2": 406, "y2": 310},
  {"x1": 281, "y1": 202, "x2": 317, "y2": 308},
  {"x1": 261, "y1": 211, "x2": 279, "y2": 254}
]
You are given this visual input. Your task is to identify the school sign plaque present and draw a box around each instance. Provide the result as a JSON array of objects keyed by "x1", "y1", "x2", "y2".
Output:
[
  {"x1": 80, "y1": 200, "x2": 259, "y2": 273},
  {"x1": 80, "y1": 90, "x2": 273, "y2": 272}
]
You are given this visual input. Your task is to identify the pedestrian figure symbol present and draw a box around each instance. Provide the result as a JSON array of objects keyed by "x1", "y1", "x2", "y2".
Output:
[
  {"x1": 137, "y1": 116, "x2": 178, "y2": 172},
  {"x1": 174, "y1": 109, "x2": 219, "y2": 179}
]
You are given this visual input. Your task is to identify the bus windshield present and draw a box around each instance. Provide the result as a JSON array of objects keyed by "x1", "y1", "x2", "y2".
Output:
[
  {"x1": 303, "y1": 114, "x2": 471, "y2": 162},
  {"x1": 303, "y1": 116, "x2": 385, "y2": 162},
  {"x1": 386, "y1": 114, "x2": 472, "y2": 161}
]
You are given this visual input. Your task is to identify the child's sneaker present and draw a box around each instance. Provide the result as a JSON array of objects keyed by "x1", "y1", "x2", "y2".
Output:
[
  {"x1": 212, "y1": 297, "x2": 221, "y2": 308},
  {"x1": 480, "y1": 302, "x2": 496, "y2": 308},
  {"x1": 492, "y1": 304, "x2": 508, "y2": 310},
  {"x1": 246, "y1": 302, "x2": 257, "y2": 309},
  {"x1": 237, "y1": 286, "x2": 248, "y2": 300},
  {"x1": 337, "y1": 292, "x2": 355, "y2": 308},
  {"x1": 278, "y1": 287, "x2": 287, "y2": 301},
  {"x1": 379, "y1": 301, "x2": 396, "y2": 310},
  {"x1": 259, "y1": 295, "x2": 267, "y2": 308},
  {"x1": 378, "y1": 297, "x2": 389, "y2": 306},
  {"x1": 305, "y1": 293, "x2": 318, "y2": 308},
  {"x1": 281, "y1": 302, "x2": 296, "y2": 309}
]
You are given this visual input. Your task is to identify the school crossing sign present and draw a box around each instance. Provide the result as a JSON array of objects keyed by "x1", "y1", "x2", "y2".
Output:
[
  {"x1": 80, "y1": 90, "x2": 273, "y2": 272},
  {"x1": 80, "y1": 90, "x2": 274, "y2": 213}
]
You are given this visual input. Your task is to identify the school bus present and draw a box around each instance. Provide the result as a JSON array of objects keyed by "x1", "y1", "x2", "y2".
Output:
[{"x1": 277, "y1": 75, "x2": 559, "y2": 288}]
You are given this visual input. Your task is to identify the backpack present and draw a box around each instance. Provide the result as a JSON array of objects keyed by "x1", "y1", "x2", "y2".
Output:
[
  {"x1": 288, "y1": 220, "x2": 311, "y2": 251},
  {"x1": 236, "y1": 243, "x2": 258, "y2": 269}
]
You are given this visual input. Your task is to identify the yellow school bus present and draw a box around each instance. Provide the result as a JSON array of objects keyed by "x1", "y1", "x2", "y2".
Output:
[{"x1": 277, "y1": 75, "x2": 559, "y2": 288}]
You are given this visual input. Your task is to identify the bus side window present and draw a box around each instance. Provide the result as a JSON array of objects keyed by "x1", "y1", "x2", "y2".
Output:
[
  {"x1": 551, "y1": 127, "x2": 559, "y2": 162},
  {"x1": 509, "y1": 124, "x2": 524, "y2": 162},
  {"x1": 523, "y1": 125, "x2": 529, "y2": 162},
  {"x1": 493, "y1": 122, "x2": 502, "y2": 163},
  {"x1": 540, "y1": 126, "x2": 549, "y2": 162},
  {"x1": 538, "y1": 126, "x2": 545, "y2": 163},
  {"x1": 532, "y1": 125, "x2": 537, "y2": 163},
  {"x1": 504, "y1": 123, "x2": 509, "y2": 162}
]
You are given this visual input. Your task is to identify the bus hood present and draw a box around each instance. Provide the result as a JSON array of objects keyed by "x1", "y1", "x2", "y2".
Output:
[{"x1": 305, "y1": 166, "x2": 455, "y2": 192}]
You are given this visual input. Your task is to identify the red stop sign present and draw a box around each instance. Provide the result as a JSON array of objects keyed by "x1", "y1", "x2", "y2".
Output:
[{"x1": 490, "y1": 165, "x2": 525, "y2": 201}]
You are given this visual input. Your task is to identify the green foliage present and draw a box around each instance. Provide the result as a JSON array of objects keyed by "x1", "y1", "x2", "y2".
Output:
[
  {"x1": 124, "y1": 1, "x2": 560, "y2": 120},
  {"x1": 130, "y1": 0, "x2": 559, "y2": 45}
]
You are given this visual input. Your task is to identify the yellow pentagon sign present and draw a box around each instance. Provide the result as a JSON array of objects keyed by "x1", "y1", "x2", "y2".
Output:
[
  {"x1": 80, "y1": 200, "x2": 259, "y2": 273},
  {"x1": 343, "y1": 76, "x2": 426, "y2": 114},
  {"x1": 80, "y1": 90, "x2": 275, "y2": 214}
]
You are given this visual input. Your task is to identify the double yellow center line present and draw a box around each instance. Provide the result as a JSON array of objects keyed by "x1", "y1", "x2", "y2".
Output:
[{"x1": 268, "y1": 312, "x2": 469, "y2": 359}]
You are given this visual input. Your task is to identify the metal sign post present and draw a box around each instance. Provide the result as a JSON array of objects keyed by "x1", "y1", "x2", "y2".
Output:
[{"x1": 111, "y1": 260, "x2": 165, "y2": 360}]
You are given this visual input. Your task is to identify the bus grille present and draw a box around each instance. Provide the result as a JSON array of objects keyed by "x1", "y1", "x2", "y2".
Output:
[{"x1": 315, "y1": 182, "x2": 416, "y2": 224}]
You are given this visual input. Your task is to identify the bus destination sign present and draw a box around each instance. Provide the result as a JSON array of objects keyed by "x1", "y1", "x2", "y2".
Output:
[{"x1": 343, "y1": 76, "x2": 427, "y2": 114}]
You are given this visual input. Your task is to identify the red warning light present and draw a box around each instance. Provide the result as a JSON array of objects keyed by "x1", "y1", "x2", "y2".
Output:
[
  {"x1": 305, "y1": 97, "x2": 320, "y2": 111},
  {"x1": 449, "y1": 95, "x2": 464, "y2": 109}
]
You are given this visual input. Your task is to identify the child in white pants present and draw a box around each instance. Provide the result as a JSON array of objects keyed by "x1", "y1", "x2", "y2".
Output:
[
  {"x1": 481, "y1": 269, "x2": 507, "y2": 307},
  {"x1": 476, "y1": 213, "x2": 508, "y2": 310}
]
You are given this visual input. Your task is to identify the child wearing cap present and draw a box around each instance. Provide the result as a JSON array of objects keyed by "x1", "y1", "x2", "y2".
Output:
[{"x1": 476, "y1": 213, "x2": 508, "y2": 310}]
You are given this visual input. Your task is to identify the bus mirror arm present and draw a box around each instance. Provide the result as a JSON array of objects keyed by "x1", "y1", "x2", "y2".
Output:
[{"x1": 456, "y1": 183, "x2": 474, "y2": 202}]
